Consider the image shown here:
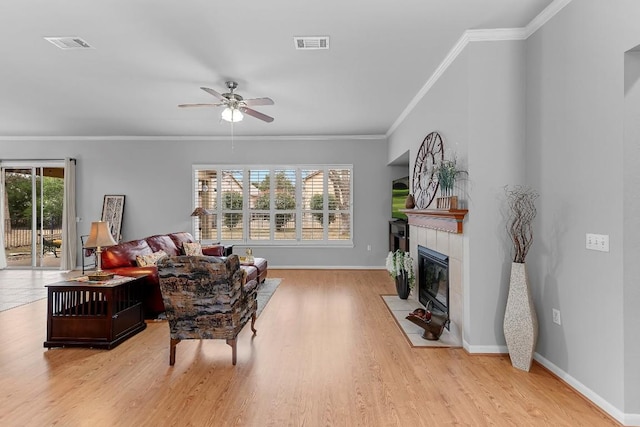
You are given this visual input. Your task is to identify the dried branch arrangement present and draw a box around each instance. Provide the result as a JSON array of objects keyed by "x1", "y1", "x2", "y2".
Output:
[{"x1": 505, "y1": 185, "x2": 539, "y2": 263}]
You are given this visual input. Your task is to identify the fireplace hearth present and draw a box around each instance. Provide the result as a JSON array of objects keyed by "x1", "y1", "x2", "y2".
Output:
[{"x1": 418, "y1": 245, "x2": 449, "y2": 326}]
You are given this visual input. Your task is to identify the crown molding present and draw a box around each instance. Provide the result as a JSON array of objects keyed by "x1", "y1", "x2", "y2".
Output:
[
  {"x1": 0, "y1": 134, "x2": 386, "y2": 142},
  {"x1": 466, "y1": 28, "x2": 527, "y2": 42},
  {"x1": 525, "y1": 0, "x2": 573, "y2": 38},
  {"x1": 386, "y1": 30, "x2": 471, "y2": 137},
  {"x1": 0, "y1": 1, "x2": 573, "y2": 144},
  {"x1": 386, "y1": 0, "x2": 573, "y2": 138}
]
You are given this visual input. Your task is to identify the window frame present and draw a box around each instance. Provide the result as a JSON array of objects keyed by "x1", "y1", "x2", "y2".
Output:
[{"x1": 192, "y1": 164, "x2": 353, "y2": 247}]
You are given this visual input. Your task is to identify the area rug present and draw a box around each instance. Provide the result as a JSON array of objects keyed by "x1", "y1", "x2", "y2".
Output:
[
  {"x1": 381, "y1": 294, "x2": 461, "y2": 348},
  {"x1": 151, "y1": 278, "x2": 281, "y2": 321},
  {"x1": 256, "y1": 278, "x2": 281, "y2": 318}
]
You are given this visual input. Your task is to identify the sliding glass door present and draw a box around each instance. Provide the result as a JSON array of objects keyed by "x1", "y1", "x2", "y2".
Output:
[{"x1": 2, "y1": 162, "x2": 64, "y2": 269}]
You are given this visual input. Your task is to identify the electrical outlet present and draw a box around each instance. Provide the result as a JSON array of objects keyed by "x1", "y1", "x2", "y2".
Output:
[
  {"x1": 586, "y1": 233, "x2": 610, "y2": 252},
  {"x1": 552, "y1": 308, "x2": 561, "y2": 325},
  {"x1": 367, "y1": 244, "x2": 371, "y2": 251}
]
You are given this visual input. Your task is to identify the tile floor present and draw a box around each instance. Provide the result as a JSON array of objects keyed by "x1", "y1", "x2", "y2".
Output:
[
  {"x1": 382, "y1": 295, "x2": 461, "y2": 348},
  {"x1": 0, "y1": 269, "x2": 70, "y2": 312}
]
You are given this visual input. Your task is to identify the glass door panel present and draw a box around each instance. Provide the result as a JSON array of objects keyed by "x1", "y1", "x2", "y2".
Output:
[
  {"x1": 39, "y1": 167, "x2": 64, "y2": 268},
  {"x1": 3, "y1": 166, "x2": 64, "y2": 269},
  {"x1": 4, "y1": 168, "x2": 35, "y2": 267}
]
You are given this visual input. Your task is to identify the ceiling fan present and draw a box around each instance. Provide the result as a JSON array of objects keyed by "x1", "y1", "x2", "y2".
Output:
[{"x1": 179, "y1": 81, "x2": 274, "y2": 123}]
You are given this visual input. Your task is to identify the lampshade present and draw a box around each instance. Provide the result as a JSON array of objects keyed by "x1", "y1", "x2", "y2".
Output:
[
  {"x1": 191, "y1": 207, "x2": 212, "y2": 217},
  {"x1": 85, "y1": 221, "x2": 117, "y2": 249},
  {"x1": 221, "y1": 107, "x2": 243, "y2": 123}
]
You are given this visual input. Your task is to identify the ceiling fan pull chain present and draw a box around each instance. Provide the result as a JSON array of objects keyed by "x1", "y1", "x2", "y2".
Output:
[{"x1": 231, "y1": 121, "x2": 235, "y2": 152}]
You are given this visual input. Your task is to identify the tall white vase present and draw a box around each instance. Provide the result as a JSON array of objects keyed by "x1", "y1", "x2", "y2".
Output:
[{"x1": 503, "y1": 262, "x2": 538, "y2": 371}]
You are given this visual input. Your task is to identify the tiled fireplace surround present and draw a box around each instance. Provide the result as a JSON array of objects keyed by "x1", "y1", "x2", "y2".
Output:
[{"x1": 406, "y1": 210, "x2": 467, "y2": 346}]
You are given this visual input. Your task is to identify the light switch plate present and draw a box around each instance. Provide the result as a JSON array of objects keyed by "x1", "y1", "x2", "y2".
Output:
[{"x1": 586, "y1": 233, "x2": 609, "y2": 252}]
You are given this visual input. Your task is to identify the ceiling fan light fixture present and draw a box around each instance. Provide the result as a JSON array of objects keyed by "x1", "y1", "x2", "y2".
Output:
[
  {"x1": 181, "y1": 82, "x2": 273, "y2": 123},
  {"x1": 221, "y1": 107, "x2": 243, "y2": 123}
]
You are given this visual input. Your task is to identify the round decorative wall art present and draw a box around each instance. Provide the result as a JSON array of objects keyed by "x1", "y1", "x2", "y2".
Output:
[{"x1": 412, "y1": 132, "x2": 444, "y2": 209}]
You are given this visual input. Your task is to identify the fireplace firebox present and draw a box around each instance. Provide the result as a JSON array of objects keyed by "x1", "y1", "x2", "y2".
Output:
[{"x1": 418, "y1": 246, "x2": 449, "y2": 325}]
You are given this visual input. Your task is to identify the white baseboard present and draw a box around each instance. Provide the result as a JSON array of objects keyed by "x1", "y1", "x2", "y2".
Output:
[
  {"x1": 534, "y1": 353, "x2": 639, "y2": 426},
  {"x1": 457, "y1": 346, "x2": 639, "y2": 425},
  {"x1": 626, "y1": 414, "x2": 640, "y2": 426},
  {"x1": 464, "y1": 343, "x2": 508, "y2": 354}
]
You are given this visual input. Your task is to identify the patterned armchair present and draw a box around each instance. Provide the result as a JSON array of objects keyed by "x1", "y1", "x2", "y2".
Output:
[{"x1": 157, "y1": 254, "x2": 258, "y2": 365}]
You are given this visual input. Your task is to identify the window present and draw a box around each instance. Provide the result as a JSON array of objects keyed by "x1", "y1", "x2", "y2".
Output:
[{"x1": 193, "y1": 165, "x2": 352, "y2": 246}]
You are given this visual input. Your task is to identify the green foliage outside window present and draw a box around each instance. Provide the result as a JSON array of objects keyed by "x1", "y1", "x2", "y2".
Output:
[
  {"x1": 5, "y1": 173, "x2": 63, "y2": 228},
  {"x1": 194, "y1": 166, "x2": 352, "y2": 244},
  {"x1": 221, "y1": 191, "x2": 243, "y2": 229},
  {"x1": 310, "y1": 194, "x2": 337, "y2": 225},
  {"x1": 257, "y1": 171, "x2": 295, "y2": 193},
  {"x1": 255, "y1": 192, "x2": 296, "y2": 230}
]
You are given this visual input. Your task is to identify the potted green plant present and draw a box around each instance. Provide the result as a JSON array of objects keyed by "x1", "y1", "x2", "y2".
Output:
[
  {"x1": 385, "y1": 249, "x2": 415, "y2": 299},
  {"x1": 435, "y1": 157, "x2": 466, "y2": 210}
]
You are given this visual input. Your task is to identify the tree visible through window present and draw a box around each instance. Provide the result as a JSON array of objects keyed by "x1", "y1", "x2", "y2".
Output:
[{"x1": 193, "y1": 165, "x2": 352, "y2": 245}]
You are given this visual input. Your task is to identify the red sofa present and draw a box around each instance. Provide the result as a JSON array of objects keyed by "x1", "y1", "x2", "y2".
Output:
[{"x1": 99, "y1": 232, "x2": 267, "y2": 318}]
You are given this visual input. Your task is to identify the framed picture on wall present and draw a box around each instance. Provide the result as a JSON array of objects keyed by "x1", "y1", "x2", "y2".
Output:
[{"x1": 101, "y1": 195, "x2": 125, "y2": 242}]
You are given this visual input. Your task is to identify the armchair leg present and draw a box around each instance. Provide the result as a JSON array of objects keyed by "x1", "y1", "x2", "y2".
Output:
[
  {"x1": 169, "y1": 338, "x2": 180, "y2": 366},
  {"x1": 226, "y1": 338, "x2": 237, "y2": 365},
  {"x1": 251, "y1": 312, "x2": 257, "y2": 335}
]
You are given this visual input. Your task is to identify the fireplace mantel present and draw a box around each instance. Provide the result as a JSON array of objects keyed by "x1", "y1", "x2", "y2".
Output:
[{"x1": 401, "y1": 209, "x2": 469, "y2": 234}]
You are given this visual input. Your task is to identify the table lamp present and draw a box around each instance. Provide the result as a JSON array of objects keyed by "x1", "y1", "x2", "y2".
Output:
[
  {"x1": 191, "y1": 207, "x2": 212, "y2": 242},
  {"x1": 85, "y1": 221, "x2": 118, "y2": 281}
]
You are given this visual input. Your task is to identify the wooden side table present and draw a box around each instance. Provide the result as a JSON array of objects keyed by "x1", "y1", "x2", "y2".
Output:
[{"x1": 44, "y1": 274, "x2": 147, "y2": 349}]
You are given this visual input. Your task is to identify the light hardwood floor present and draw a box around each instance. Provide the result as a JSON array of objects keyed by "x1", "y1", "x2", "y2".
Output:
[{"x1": 0, "y1": 269, "x2": 618, "y2": 426}]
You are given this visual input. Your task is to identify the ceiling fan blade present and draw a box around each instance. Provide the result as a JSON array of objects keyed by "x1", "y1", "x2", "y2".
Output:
[
  {"x1": 240, "y1": 107, "x2": 274, "y2": 123},
  {"x1": 242, "y1": 97, "x2": 274, "y2": 107},
  {"x1": 178, "y1": 103, "x2": 223, "y2": 108},
  {"x1": 200, "y1": 87, "x2": 226, "y2": 101}
]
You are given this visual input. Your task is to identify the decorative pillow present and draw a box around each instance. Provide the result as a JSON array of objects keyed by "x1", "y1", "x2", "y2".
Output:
[
  {"x1": 136, "y1": 250, "x2": 168, "y2": 267},
  {"x1": 201, "y1": 245, "x2": 224, "y2": 257},
  {"x1": 183, "y1": 242, "x2": 203, "y2": 256}
]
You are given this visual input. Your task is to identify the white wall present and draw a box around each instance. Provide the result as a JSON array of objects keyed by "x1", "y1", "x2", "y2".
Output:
[{"x1": 1, "y1": 137, "x2": 392, "y2": 268}]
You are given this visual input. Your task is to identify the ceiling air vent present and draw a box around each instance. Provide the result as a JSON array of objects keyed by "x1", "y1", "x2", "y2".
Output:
[
  {"x1": 294, "y1": 36, "x2": 329, "y2": 50},
  {"x1": 44, "y1": 37, "x2": 93, "y2": 50}
]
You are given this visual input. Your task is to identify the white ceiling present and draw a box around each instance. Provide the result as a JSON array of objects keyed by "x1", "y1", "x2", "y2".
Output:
[{"x1": 0, "y1": 0, "x2": 553, "y2": 138}]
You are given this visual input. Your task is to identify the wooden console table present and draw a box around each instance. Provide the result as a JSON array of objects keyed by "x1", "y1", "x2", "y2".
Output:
[{"x1": 44, "y1": 274, "x2": 147, "y2": 349}]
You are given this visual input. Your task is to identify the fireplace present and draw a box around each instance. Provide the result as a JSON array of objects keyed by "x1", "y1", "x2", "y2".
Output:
[{"x1": 418, "y1": 245, "x2": 449, "y2": 325}]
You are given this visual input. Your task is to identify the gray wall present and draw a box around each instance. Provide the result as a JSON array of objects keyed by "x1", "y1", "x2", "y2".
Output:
[
  {"x1": 624, "y1": 49, "x2": 640, "y2": 416},
  {"x1": 389, "y1": 0, "x2": 640, "y2": 419},
  {"x1": 5, "y1": 0, "x2": 640, "y2": 418},
  {"x1": 388, "y1": 40, "x2": 526, "y2": 349},
  {"x1": 1, "y1": 137, "x2": 392, "y2": 268},
  {"x1": 467, "y1": 40, "x2": 526, "y2": 348},
  {"x1": 526, "y1": 0, "x2": 640, "y2": 415}
]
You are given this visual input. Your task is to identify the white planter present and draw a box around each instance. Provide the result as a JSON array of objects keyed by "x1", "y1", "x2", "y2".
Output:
[{"x1": 503, "y1": 262, "x2": 538, "y2": 371}]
